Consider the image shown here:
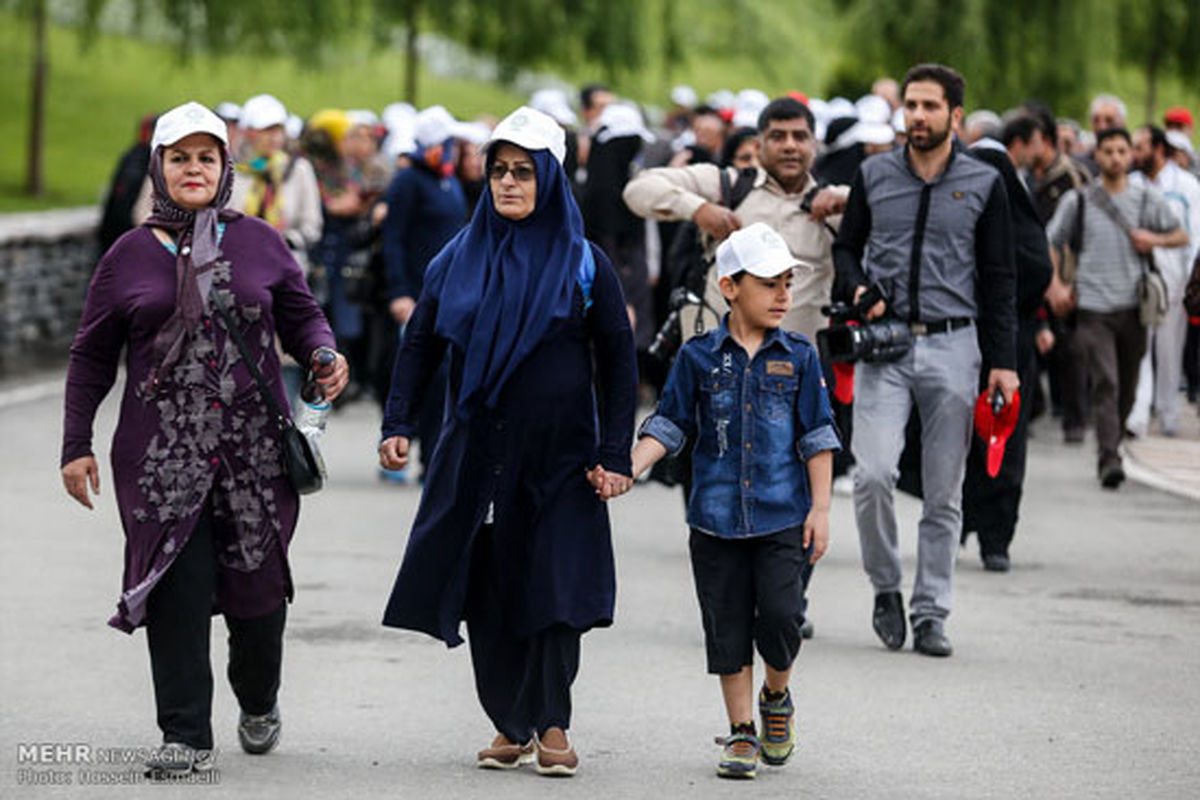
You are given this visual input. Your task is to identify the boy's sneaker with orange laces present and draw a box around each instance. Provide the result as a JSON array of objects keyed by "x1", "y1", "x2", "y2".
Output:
[
  {"x1": 716, "y1": 732, "x2": 761, "y2": 779},
  {"x1": 758, "y1": 686, "x2": 797, "y2": 766}
]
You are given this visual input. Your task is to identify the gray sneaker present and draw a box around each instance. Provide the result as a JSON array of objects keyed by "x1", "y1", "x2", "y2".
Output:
[
  {"x1": 144, "y1": 742, "x2": 215, "y2": 779},
  {"x1": 238, "y1": 705, "x2": 282, "y2": 755}
]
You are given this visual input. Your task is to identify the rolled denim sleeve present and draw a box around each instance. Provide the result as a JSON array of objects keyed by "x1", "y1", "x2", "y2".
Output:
[
  {"x1": 638, "y1": 414, "x2": 687, "y2": 456},
  {"x1": 638, "y1": 346, "x2": 698, "y2": 456},
  {"x1": 794, "y1": 345, "x2": 841, "y2": 461}
]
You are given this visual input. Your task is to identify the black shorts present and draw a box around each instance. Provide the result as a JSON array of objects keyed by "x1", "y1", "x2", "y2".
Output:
[{"x1": 689, "y1": 525, "x2": 812, "y2": 675}]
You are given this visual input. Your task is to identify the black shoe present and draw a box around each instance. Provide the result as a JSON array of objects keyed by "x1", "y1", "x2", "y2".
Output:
[
  {"x1": 982, "y1": 554, "x2": 1010, "y2": 572},
  {"x1": 1063, "y1": 427, "x2": 1085, "y2": 444},
  {"x1": 872, "y1": 592, "x2": 906, "y2": 650},
  {"x1": 1099, "y1": 461, "x2": 1125, "y2": 489},
  {"x1": 912, "y1": 619, "x2": 953, "y2": 657},
  {"x1": 800, "y1": 617, "x2": 814, "y2": 639}
]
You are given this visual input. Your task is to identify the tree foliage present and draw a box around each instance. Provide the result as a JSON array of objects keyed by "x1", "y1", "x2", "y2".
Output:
[{"x1": 830, "y1": 0, "x2": 1199, "y2": 119}]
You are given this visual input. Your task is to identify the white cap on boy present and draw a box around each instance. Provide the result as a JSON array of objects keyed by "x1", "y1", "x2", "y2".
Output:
[{"x1": 716, "y1": 222, "x2": 801, "y2": 280}]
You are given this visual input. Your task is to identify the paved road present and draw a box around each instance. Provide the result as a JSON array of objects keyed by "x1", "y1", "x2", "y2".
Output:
[{"x1": 2, "y1": 385, "x2": 1198, "y2": 799}]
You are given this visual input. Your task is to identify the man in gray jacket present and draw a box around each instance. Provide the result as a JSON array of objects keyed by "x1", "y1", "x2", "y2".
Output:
[{"x1": 832, "y1": 64, "x2": 1019, "y2": 658}]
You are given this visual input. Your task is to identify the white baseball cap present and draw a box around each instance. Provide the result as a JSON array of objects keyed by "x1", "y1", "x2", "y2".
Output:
[
  {"x1": 670, "y1": 85, "x2": 698, "y2": 108},
  {"x1": 484, "y1": 106, "x2": 567, "y2": 164},
  {"x1": 716, "y1": 222, "x2": 800, "y2": 280},
  {"x1": 530, "y1": 88, "x2": 578, "y2": 127},
  {"x1": 240, "y1": 93, "x2": 288, "y2": 131},
  {"x1": 595, "y1": 102, "x2": 654, "y2": 144},
  {"x1": 1166, "y1": 129, "x2": 1196, "y2": 158},
  {"x1": 151, "y1": 101, "x2": 229, "y2": 155}
]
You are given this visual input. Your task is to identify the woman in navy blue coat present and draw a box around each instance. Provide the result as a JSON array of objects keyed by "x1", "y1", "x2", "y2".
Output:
[{"x1": 378, "y1": 107, "x2": 637, "y2": 775}]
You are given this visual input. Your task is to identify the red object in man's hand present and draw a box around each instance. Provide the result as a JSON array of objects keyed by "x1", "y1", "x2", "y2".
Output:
[{"x1": 974, "y1": 388, "x2": 1021, "y2": 478}]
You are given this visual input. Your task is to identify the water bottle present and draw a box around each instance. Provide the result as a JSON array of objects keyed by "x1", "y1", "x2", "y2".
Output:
[{"x1": 294, "y1": 347, "x2": 337, "y2": 441}]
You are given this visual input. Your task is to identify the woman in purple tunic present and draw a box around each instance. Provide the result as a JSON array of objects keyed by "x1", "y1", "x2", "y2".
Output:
[
  {"x1": 378, "y1": 107, "x2": 638, "y2": 776},
  {"x1": 59, "y1": 102, "x2": 347, "y2": 777}
]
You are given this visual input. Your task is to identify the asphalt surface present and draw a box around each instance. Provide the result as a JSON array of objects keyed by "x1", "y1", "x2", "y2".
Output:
[{"x1": 2, "y1": 385, "x2": 1198, "y2": 799}]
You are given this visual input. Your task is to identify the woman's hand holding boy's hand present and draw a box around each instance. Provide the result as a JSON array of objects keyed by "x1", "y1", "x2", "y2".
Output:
[
  {"x1": 586, "y1": 464, "x2": 633, "y2": 500},
  {"x1": 803, "y1": 507, "x2": 830, "y2": 565}
]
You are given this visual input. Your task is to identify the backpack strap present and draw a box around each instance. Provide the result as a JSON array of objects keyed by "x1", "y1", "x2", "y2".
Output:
[
  {"x1": 1069, "y1": 187, "x2": 1086, "y2": 256},
  {"x1": 578, "y1": 244, "x2": 596, "y2": 311},
  {"x1": 717, "y1": 166, "x2": 758, "y2": 210}
]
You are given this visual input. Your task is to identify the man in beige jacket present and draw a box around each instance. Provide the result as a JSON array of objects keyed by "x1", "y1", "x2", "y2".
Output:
[{"x1": 623, "y1": 96, "x2": 848, "y2": 343}]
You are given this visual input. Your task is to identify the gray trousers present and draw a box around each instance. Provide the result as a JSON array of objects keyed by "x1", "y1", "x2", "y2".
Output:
[{"x1": 852, "y1": 326, "x2": 980, "y2": 624}]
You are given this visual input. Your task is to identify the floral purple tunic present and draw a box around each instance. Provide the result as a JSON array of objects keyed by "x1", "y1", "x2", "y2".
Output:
[{"x1": 61, "y1": 217, "x2": 335, "y2": 632}]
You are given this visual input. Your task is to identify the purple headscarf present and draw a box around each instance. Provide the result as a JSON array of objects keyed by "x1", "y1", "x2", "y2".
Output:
[{"x1": 141, "y1": 136, "x2": 242, "y2": 395}]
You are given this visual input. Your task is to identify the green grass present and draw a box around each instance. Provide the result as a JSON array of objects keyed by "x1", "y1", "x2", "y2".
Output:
[{"x1": 0, "y1": 12, "x2": 524, "y2": 212}]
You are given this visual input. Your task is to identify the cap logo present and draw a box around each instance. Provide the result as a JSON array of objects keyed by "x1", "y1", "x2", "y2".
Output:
[
  {"x1": 511, "y1": 113, "x2": 529, "y2": 129},
  {"x1": 185, "y1": 106, "x2": 206, "y2": 122}
]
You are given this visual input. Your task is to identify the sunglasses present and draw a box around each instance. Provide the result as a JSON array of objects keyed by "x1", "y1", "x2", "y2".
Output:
[{"x1": 488, "y1": 163, "x2": 536, "y2": 182}]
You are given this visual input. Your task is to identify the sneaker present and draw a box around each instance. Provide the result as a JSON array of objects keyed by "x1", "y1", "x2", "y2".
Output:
[
  {"x1": 716, "y1": 732, "x2": 760, "y2": 779},
  {"x1": 534, "y1": 728, "x2": 578, "y2": 777},
  {"x1": 144, "y1": 742, "x2": 215, "y2": 779},
  {"x1": 477, "y1": 734, "x2": 535, "y2": 770},
  {"x1": 1099, "y1": 460, "x2": 1125, "y2": 490},
  {"x1": 982, "y1": 553, "x2": 1011, "y2": 572},
  {"x1": 238, "y1": 705, "x2": 282, "y2": 755},
  {"x1": 758, "y1": 687, "x2": 797, "y2": 766}
]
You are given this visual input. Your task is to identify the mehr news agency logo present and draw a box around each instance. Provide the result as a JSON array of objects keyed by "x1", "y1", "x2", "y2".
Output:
[{"x1": 15, "y1": 742, "x2": 220, "y2": 785}]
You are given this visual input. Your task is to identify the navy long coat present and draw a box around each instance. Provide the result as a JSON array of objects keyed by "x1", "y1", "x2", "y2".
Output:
[{"x1": 381, "y1": 243, "x2": 637, "y2": 646}]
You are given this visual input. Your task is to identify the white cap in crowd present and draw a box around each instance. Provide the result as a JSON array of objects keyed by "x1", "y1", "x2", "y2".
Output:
[
  {"x1": 151, "y1": 101, "x2": 229, "y2": 155},
  {"x1": 412, "y1": 105, "x2": 486, "y2": 149},
  {"x1": 285, "y1": 114, "x2": 304, "y2": 140},
  {"x1": 849, "y1": 94, "x2": 895, "y2": 145},
  {"x1": 892, "y1": 107, "x2": 906, "y2": 134},
  {"x1": 1166, "y1": 129, "x2": 1196, "y2": 162},
  {"x1": 214, "y1": 102, "x2": 242, "y2": 123},
  {"x1": 826, "y1": 96, "x2": 856, "y2": 120},
  {"x1": 716, "y1": 222, "x2": 800, "y2": 280},
  {"x1": 239, "y1": 94, "x2": 288, "y2": 131},
  {"x1": 670, "y1": 85, "x2": 698, "y2": 108},
  {"x1": 733, "y1": 88, "x2": 770, "y2": 129},
  {"x1": 530, "y1": 88, "x2": 578, "y2": 127},
  {"x1": 595, "y1": 102, "x2": 654, "y2": 144},
  {"x1": 485, "y1": 106, "x2": 567, "y2": 164},
  {"x1": 414, "y1": 105, "x2": 458, "y2": 147},
  {"x1": 382, "y1": 102, "x2": 417, "y2": 132},
  {"x1": 346, "y1": 109, "x2": 380, "y2": 128},
  {"x1": 708, "y1": 89, "x2": 736, "y2": 112}
]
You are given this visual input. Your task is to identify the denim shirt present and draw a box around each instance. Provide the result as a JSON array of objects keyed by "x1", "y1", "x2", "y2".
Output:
[{"x1": 640, "y1": 317, "x2": 841, "y2": 539}]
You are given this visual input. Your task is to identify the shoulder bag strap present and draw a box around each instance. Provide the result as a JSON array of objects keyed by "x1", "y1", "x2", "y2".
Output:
[{"x1": 211, "y1": 292, "x2": 290, "y2": 429}]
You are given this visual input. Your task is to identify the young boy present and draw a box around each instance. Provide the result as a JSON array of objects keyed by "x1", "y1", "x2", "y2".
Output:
[{"x1": 623, "y1": 222, "x2": 838, "y2": 779}]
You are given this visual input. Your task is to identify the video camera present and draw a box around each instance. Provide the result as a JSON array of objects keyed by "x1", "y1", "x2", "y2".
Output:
[
  {"x1": 648, "y1": 287, "x2": 716, "y2": 362},
  {"x1": 817, "y1": 283, "x2": 912, "y2": 363}
]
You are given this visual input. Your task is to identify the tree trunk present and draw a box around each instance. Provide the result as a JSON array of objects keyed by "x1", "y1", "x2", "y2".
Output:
[
  {"x1": 404, "y1": 1, "x2": 419, "y2": 105},
  {"x1": 25, "y1": 0, "x2": 48, "y2": 197}
]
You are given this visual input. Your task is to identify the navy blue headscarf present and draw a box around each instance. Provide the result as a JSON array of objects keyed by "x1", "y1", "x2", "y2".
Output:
[{"x1": 423, "y1": 144, "x2": 587, "y2": 417}]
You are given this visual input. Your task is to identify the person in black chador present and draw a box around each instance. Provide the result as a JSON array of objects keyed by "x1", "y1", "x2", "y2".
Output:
[{"x1": 378, "y1": 106, "x2": 638, "y2": 777}]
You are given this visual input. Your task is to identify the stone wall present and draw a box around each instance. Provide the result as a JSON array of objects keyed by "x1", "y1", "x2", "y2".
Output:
[{"x1": 0, "y1": 208, "x2": 100, "y2": 376}]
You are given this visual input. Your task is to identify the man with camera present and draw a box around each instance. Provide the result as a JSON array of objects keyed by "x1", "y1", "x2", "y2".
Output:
[
  {"x1": 832, "y1": 64, "x2": 1019, "y2": 658},
  {"x1": 623, "y1": 96, "x2": 848, "y2": 346}
]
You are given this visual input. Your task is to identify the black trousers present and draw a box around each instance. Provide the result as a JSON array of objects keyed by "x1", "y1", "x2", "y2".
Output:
[
  {"x1": 1075, "y1": 309, "x2": 1146, "y2": 467},
  {"x1": 1048, "y1": 312, "x2": 1089, "y2": 433},
  {"x1": 962, "y1": 326, "x2": 1038, "y2": 557},
  {"x1": 464, "y1": 526, "x2": 581, "y2": 744},
  {"x1": 145, "y1": 506, "x2": 287, "y2": 750},
  {"x1": 689, "y1": 526, "x2": 811, "y2": 675}
]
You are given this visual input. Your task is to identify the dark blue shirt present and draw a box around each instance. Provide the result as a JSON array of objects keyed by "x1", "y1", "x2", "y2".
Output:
[
  {"x1": 641, "y1": 317, "x2": 840, "y2": 539},
  {"x1": 382, "y1": 164, "x2": 468, "y2": 301}
]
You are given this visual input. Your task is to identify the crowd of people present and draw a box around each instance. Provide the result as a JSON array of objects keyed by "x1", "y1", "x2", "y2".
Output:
[{"x1": 75, "y1": 67, "x2": 1200, "y2": 781}]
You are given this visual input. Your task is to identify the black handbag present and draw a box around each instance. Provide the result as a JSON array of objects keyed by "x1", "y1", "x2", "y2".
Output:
[{"x1": 212, "y1": 293, "x2": 325, "y2": 495}]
